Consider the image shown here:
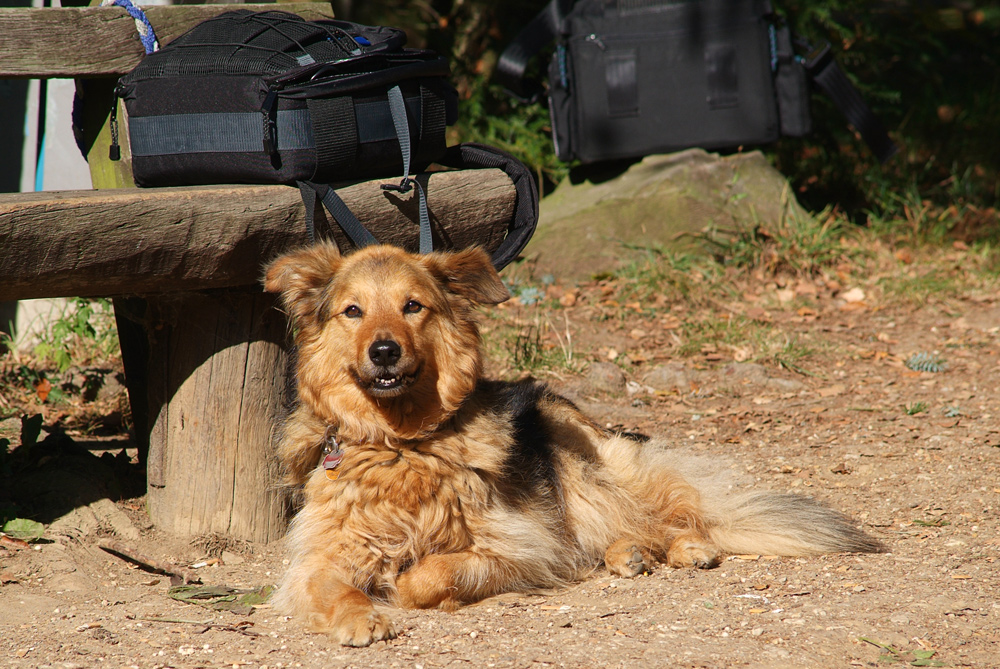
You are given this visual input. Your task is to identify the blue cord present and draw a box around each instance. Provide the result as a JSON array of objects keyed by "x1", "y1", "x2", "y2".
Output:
[{"x1": 102, "y1": 0, "x2": 159, "y2": 54}]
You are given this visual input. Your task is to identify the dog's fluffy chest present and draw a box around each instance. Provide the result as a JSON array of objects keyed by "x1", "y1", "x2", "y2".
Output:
[{"x1": 300, "y1": 439, "x2": 498, "y2": 587}]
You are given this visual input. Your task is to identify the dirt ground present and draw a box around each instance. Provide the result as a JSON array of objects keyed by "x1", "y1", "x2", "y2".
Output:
[{"x1": 1, "y1": 259, "x2": 999, "y2": 668}]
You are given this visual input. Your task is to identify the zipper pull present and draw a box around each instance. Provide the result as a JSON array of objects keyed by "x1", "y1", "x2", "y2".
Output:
[
  {"x1": 108, "y1": 88, "x2": 121, "y2": 161},
  {"x1": 261, "y1": 88, "x2": 279, "y2": 159},
  {"x1": 585, "y1": 33, "x2": 606, "y2": 50}
]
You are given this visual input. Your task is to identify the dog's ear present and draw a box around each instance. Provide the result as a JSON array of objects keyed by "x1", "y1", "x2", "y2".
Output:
[
  {"x1": 263, "y1": 241, "x2": 342, "y2": 322},
  {"x1": 423, "y1": 247, "x2": 510, "y2": 305}
]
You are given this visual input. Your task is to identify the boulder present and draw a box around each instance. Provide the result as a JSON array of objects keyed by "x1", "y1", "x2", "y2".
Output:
[{"x1": 523, "y1": 148, "x2": 812, "y2": 280}]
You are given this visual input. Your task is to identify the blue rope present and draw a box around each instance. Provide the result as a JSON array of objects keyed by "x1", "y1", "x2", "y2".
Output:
[{"x1": 102, "y1": 0, "x2": 159, "y2": 54}]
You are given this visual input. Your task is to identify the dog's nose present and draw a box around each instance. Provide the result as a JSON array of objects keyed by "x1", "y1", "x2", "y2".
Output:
[{"x1": 368, "y1": 339, "x2": 401, "y2": 367}]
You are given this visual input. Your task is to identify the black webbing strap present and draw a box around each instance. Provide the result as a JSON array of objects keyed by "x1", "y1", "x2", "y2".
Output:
[
  {"x1": 297, "y1": 84, "x2": 433, "y2": 253},
  {"x1": 804, "y1": 44, "x2": 898, "y2": 163},
  {"x1": 297, "y1": 180, "x2": 378, "y2": 247},
  {"x1": 382, "y1": 84, "x2": 432, "y2": 254},
  {"x1": 308, "y1": 97, "x2": 358, "y2": 179},
  {"x1": 495, "y1": 0, "x2": 569, "y2": 101},
  {"x1": 435, "y1": 143, "x2": 539, "y2": 271},
  {"x1": 419, "y1": 85, "x2": 447, "y2": 151}
]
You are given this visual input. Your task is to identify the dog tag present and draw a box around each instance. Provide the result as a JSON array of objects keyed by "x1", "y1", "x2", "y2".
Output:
[{"x1": 323, "y1": 448, "x2": 344, "y2": 481}]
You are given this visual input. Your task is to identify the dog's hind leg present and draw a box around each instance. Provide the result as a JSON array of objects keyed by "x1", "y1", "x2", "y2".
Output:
[
  {"x1": 665, "y1": 530, "x2": 721, "y2": 569},
  {"x1": 604, "y1": 539, "x2": 654, "y2": 577},
  {"x1": 395, "y1": 552, "x2": 531, "y2": 610}
]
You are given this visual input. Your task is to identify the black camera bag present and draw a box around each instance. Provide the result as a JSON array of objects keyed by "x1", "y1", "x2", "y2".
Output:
[{"x1": 497, "y1": 0, "x2": 896, "y2": 165}]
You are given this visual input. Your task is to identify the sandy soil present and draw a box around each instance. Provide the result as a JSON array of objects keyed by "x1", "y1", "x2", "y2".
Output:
[{"x1": 1, "y1": 272, "x2": 998, "y2": 668}]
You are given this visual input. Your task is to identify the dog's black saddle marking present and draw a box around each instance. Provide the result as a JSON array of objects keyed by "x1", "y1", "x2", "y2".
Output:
[{"x1": 478, "y1": 379, "x2": 563, "y2": 513}]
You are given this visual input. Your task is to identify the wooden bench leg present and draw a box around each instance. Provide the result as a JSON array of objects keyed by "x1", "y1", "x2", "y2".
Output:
[{"x1": 117, "y1": 288, "x2": 291, "y2": 543}]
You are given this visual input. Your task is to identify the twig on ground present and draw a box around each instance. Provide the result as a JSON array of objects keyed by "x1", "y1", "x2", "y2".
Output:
[
  {"x1": 133, "y1": 616, "x2": 258, "y2": 636},
  {"x1": 98, "y1": 539, "x2": 201, "y2": 584}
]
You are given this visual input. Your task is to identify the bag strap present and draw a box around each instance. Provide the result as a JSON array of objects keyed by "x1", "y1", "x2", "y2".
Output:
[
  {"x1": 298, "y1": 84, "x2": 434, "y2": 251},
  {"x1": 800, "y1": 41, "x2": 898, "y2": 163},
  {"x1": 297, "y1": 180, "x2": 378, "y2": 247},
  {"x1": 495, "y1": 0, "x2": 571, "y2": 102},
  {"x1": 436, "y1": 143, "x2": 539, "y2": 271},
  {"x1": 299, "y1": 142, "x2": 539, "y2": 270},
  {"x1": 381, "y1": 85, "x2": 433, "y2": 254}
]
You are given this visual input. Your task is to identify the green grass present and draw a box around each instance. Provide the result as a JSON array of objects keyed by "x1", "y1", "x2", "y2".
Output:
[
  {"x1": 481, "y1": 310, "x2": 583, "y2": 377},
  {"x1": 31, "y1": 298, "x2": 119, "y2": 374},
  {"x1": 701, "y1": 201, "x2": 863, "y2": 277}
]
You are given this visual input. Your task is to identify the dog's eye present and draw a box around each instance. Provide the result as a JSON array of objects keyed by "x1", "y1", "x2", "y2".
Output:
[
  {"x1": 343, "y1": 305, "x2": 363, "y2": 318},
  {"x1": 403, "y1": 300, "x2": 423, "y2": 314}
]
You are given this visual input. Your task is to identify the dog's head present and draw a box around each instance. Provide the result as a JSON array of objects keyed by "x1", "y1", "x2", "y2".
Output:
[{"x1": 265, "y1": 242, "x2": 509, "y2": 442}]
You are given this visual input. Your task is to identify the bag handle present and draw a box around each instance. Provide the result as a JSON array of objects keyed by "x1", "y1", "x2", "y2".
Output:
[
  {"x1": 435, "y1": 143, "x2": 539, "y2": 271},
  {"x1": 495, "y1": 0, "x2": 572, "y2": 102}
]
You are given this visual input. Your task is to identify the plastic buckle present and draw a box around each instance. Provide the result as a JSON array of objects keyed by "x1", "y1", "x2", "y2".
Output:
[{"x1": 803, "y1": 41, "x2": 833, "y2": 73}]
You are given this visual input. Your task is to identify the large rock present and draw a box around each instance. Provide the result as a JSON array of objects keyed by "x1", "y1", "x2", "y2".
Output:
[{"x1": 523, "y1": 148, "x2": 812, "y2": 280}]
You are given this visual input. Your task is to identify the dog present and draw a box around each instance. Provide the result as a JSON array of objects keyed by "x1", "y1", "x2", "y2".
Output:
[{"x1": 263, "y1": 242, "x2": 883, "y2": 647}]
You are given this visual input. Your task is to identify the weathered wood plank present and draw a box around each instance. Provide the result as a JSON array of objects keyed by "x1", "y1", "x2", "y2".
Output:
[
  {"x1": 0, "y1": 3, "x2": 334, "y2": 79},
  {"x1": 0, "y1": 169, "x2": 516, "y2": 301}
]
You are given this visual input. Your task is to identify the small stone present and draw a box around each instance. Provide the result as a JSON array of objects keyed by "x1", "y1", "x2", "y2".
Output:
[{"x1": 586, "y1": 362, "x2": 626, "y2": 393}]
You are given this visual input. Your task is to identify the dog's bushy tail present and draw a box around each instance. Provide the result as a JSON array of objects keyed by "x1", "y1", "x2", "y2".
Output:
[
  {"x1": 702, "y1": 491, "x2": 885, "y2": 556},
  {"x1": 652, "y1": 446, "x2": 885, "y2": 557}
]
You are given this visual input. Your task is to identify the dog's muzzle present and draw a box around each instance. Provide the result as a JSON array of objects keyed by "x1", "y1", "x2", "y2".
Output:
[{"x1": 362, "y1": 339, "x2": 417, "y2": 396}]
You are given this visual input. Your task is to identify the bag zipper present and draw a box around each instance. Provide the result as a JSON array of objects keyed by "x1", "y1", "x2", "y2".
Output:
[
  {"x1": 260, "y1": 87, "x2": 280, "y2": 160},
  {"x1": 108, "y1": 84, "x2": 125, "y2": 161}
]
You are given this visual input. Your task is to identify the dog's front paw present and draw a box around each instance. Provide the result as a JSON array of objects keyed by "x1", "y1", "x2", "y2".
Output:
[
  {"x1": 604, "y1": 539, "x2": 654, "y2": 577},
  {"x1": 666, "y1": 534, "x2": 720, "y2": 569},
  {"x1": 318, "y1": 609, "x2": 397, "y2": 647}
]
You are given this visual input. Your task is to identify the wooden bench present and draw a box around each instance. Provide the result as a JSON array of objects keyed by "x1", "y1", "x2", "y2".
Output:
[{"x1": 0, "y1": 2, "x2": 518, "y2": 542}]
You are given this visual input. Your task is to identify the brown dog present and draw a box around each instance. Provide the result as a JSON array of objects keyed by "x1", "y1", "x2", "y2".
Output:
[{"x1": 263, "y1": 242, "x2": 883, "y2": 646}]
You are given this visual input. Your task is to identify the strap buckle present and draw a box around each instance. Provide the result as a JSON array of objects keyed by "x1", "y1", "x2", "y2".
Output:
[{"x1": 803, "y1": 41, "x2": 833, "y2": 73}]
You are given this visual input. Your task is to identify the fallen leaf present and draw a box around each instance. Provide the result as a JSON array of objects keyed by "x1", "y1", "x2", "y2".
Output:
[
  {"x1": 950, "y1": 317, "x2": 970, "y2": 331},
  {"x1": 2, "y1": 519, "x2": 45, "y2": 542},
  {"x1": 841, "y1": 287, "x2": 866, "y2": 303},
  {"x1": 817, "y1": 384, "x2": 846, "y2": 397},
  {"x1": 894, "y1": 248, "x2": 914, "y2": 264},
  {"x1": 34, "y1": 378, "x2": 52, "y2": 402}
]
